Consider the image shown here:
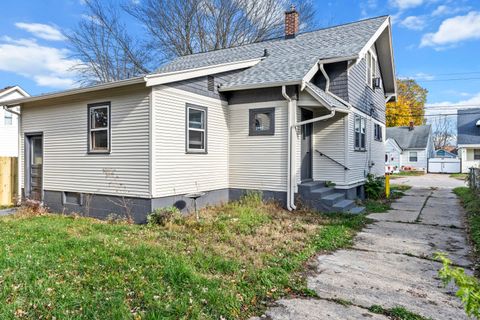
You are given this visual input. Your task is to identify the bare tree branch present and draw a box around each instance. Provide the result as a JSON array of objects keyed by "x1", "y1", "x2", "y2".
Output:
[{"x1": 431, "y1": 116, "x2": 456, "y2": 150}]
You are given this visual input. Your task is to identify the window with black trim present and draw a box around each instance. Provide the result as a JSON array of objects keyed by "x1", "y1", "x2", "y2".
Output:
[
  {"x1": 474, "y1": 149, "x2": 480, "y2": 160},
  {"x1": 186, "y1": 104, "x2": 207, "y2": 153},
  {"x1": 354, "y1": 115, "x2": 366, "y2": 151},
  {"x1": 249, "y1": 108, "x2": 275, "y2": 136},
  {"x1": 409, "y1": 151, "x2": 418, "y2": 162},
  {"x1": 88, "y1": 102, "x2": 110, "y2": 153},
  {"x1": 374, "y1": 123, "x2": 382, "y2": 141}
]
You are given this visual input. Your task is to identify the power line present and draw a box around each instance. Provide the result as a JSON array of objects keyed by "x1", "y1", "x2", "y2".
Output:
[{"x1": 415, "y1": 77, "x2": 480, "y2": 82}]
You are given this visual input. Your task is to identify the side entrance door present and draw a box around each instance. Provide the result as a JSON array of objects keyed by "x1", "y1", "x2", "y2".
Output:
[
  {"x1": 301, "y1": 108, "x2": 313, "y2": 182},
  {"x1": 26, "y1": 134, "x2": 43, "y2": 201}
]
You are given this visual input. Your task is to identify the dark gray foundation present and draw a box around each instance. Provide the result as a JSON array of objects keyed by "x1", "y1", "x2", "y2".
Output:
[{"x1": 40, "y1": 184, "x2": 362, "y2": 224}]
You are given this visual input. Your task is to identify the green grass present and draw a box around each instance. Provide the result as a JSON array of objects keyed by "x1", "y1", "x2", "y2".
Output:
[
  {"x1": 0, "y1": 195, "x2": 366, "y2": 319},
  {"x1": 453, "y1": 187, "x2": 480, "y2": 261},
  {"x1": 369, "y1": 305, "x2": 431, "y2": 320},
  {"x1": 390, "y1": 171, "x2": 425, "y2": 179},
  {"x1": 391, "y1": 184, "x2": 412, "y2": 192},
  {"x1": 364, "y1": 184, "x2": 411, "y2": 214},
  {"x1": 450, "y1": 173, "x2": 468, "y2": 181}
]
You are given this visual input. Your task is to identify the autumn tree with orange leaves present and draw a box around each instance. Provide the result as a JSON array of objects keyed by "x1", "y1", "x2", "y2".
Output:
[{"x1": 386, "y1": 79, "x2": 428, "y2": 127}]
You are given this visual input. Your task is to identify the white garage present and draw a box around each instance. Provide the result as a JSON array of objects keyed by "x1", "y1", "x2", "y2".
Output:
[{"x1": 428, "y1": 158, "x2": 461, "y2": 174}]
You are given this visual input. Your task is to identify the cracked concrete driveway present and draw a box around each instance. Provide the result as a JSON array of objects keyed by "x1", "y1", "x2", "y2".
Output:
[{"x1": 255, "y1": 174, "x2": 472, "y2": 320}]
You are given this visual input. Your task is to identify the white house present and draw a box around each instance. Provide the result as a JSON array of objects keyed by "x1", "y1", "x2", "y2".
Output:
[
  {"x1": 3, "y1": 14, "x2": 396, "y2": 222},
  {"x1": 0, "y1": 86, "x2": 29, "y2": 157},
  {"x1": 385, "y1": 124, "x2": 434, "y2": 172},
  {"x1": 458, "y1": 108, "x2": 480, "y2": 173}
]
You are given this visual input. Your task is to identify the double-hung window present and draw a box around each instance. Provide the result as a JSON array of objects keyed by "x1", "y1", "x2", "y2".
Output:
[
  {"x1": 366, "y1": 50, "x2": 377, "y2": 89},
  {"x1": 374, "y1": 123, "x2": 382, "y2": 141},
  {"x1": 474, "y1": 149, "x2": 480, "y2": 160},
  {"x1": 354, "y1": 115, "x2": 366, "y2": 151},
  {"x1": 4, "y1": 111, "x2": 12, "y2": 125},
  {"x1": 409, "y1": 151, "x2": 418, "y2": 162},
  {"x1": 88, "y1": 102, "x2": 110, "y2": 153},
  {"x1": 186, "y1": 104, "x2": 207, "y2": 153}
]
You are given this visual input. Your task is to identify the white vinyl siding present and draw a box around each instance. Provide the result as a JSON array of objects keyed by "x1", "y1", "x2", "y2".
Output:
[
  {"x1": 461, "y1": 148, "x2": 480, "y2": 173},
  {"x1": 400, "y1": 149, "x2": 428, "y2": 171},
  {"x1": 152, "y1": 86, "x2": 228, "y2": 197},
  {"x1": 0, "y1": 90, "x2": 24, "y2": 157},
  {"x1": 229, "y1": 101, "x2": 288, "y2": 192},
  {"x1": 20, "y1": 85, "x2": 151, "y2": 197},
  {"x1": 312, "y1": 112, "x2": 347, "y2": 185}
]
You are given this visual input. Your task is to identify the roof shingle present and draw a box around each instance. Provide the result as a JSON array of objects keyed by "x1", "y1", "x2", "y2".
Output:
[{"x1": 386, "y1": 125, "x2": 431, "y2": 150}]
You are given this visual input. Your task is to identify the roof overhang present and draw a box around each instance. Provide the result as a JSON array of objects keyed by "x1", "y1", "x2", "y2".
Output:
[
  {"x1": 0, "y1": 85, "x2": 30, "y2": 100},
  {"x1": 218, "y1": 80, "x2": 302, "y2": 92},
  {"x1": 303, "y1": 83, "x2": 349, "y2": 113},
  {"x1": 386, "y1": 137, "x2": 403, "y2": 151},
  {"x1": 4, "y1": 77, "x2": 146, "y2": 107},
  {"x1": 358, "y1": 17, "x2": 397, "y2": 101},
  {"x1": 145, "y1": 58, "x2": 263, "y2": 87}
]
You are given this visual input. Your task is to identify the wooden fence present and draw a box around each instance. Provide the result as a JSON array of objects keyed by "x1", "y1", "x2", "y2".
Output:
[{"x1": 0, "y1": 157, "x2": 18, "y2": 206}]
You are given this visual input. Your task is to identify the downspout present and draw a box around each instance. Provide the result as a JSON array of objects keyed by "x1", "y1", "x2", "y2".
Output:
[
  {"x1": 3, "y1": 105, "x2": 22, "y2": 204},
  {"x1": 282, "y1": 86, "x2": 295, "y2": 211}
]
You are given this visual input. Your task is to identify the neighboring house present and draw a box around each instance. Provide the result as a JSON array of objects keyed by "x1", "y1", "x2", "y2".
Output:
[
  {"x1": 0, "y1": 86, "x2": 29, "y2": 157},
  {"x1": 386, "y1": 124, "x2": 434, "y2": 172},
  {"x1": 385, "y1": 138, "x2": 402, "y2": 173},
  {"x1": 435, "y1": 149, "x2": 457, "y2": 158},
  {"x1": 3, "y1": 12, "x2": 396, "y2": 222},
  {"x1": 458, "y1": 108, "x2": 480, "y2": 173}
]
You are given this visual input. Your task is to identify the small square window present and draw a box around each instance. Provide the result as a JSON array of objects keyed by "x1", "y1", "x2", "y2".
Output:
[
  {"x1": 409, "y1": 151, "x2": 418, "y2": 162},
  {"x1": 249, "y1": 108, "x2": 275, "y2": 136}
]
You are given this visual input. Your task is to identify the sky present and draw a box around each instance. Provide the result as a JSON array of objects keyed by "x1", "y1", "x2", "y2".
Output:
[{"x1": 0, "y1": 0, "x2": 479, "y2": 117}]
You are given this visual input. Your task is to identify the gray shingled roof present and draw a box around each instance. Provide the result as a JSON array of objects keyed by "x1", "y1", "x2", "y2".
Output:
[
  {"x1": 386, "y1": 125, "x2": 431, "y2": 150},
  {"x1": 157, "y1": 16, "x2": 388, "y2": 89},
  {"x1": 458, "y1": 108, "x2": 480, "y2": 145}
]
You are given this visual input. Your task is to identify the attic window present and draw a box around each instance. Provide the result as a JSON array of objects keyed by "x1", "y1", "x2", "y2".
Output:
[
  {"x1": 207, "y1": 75, "x2": 215, "y2": 92},
  {"x1": 366, "y1": 50, "x2": 377, "y2": 89}
]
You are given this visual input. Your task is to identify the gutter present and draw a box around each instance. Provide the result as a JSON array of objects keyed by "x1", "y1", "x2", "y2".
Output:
[{"x1": 282, "y1": 86, "x2": 296, "y2": 211}]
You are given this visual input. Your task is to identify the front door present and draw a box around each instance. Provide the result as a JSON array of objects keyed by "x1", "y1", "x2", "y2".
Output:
[
  {"x1": 26, "y1": 135, "x2": 43, "y2": 201},
  {"x1": 301, "y1": 108, "x2": 313, "y2": 182}
]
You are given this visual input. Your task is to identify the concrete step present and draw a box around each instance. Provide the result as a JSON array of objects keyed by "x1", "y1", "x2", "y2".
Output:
[
  {"x1": 310, "y1": 187, "x2": 335, "y2": 198},
  {"x1": 332, "y1": 199, "x2": 356, "y2": 212},
  {"x1": 298, "y1": 181, "x2": 325, "y2": 196},
  {"x1": 348, "y1": 206, "x2": 366, "y2": 215},
  {"x1": 321, "y1": 192, "x2": 345, "y2": 206}
]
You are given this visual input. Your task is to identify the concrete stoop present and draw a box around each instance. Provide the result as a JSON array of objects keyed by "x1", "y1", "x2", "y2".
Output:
[{"x1": 298, "y1": 181, "x2": 365, "y2": 214}]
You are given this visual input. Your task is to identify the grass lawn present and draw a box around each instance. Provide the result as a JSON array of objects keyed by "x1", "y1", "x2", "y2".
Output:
[
  {"x1": 390, "y1": 171, "x2": 425, "y2": 179},
  {"x1": 450, "y1": 173, "x2": 468, "y2": 181},
  {"x1": 453, "y1": 187, "x2": 480, "y2": 264},
  {"x1": 364, "y1": 184, "x2": 411, "y2": 213},
  {"x1": 0, "y1": 194, "x2": 366, "y2": 319}
]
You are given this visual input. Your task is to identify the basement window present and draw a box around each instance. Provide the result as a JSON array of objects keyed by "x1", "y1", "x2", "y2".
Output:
[
  {"x1": 354, "y1": 115, "x2": 366, "y2": 151},
  {"x1": 249, "y1": 108, "x2": 275, "y2": 136},
  {"x1": 62, "y1": 192, "x2": 83, "y2": 206},
  {"x1": 88, "y1": 102, "x2": 110, "y2": 153},
  {"x1": 186, "y1": 104, "x2": 207, "y2": 153}
]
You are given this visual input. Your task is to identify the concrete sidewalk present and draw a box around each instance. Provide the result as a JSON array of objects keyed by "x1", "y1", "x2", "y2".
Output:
[{"x1": 255, "y1": 176, "x2": 472, "y2": 320}]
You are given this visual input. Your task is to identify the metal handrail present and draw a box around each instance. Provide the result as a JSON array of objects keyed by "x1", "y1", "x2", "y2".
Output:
[{"x1": 315, "y1": 149, "x2": 349, "y2": 170}]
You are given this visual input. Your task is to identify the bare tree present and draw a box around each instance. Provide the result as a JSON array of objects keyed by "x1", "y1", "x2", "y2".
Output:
[
  {"x1": 126, "y1": 0, "x2": 315, "y2": 61},
  {"x1": 431, "y1": 116, "x2": 456, "y2": 150},
  {"x1": 67, "y1": 0, "x2": 150, "y2": 85},
  {"x1": 68, "y1": 0, "x2": 316, "y2": 84}
]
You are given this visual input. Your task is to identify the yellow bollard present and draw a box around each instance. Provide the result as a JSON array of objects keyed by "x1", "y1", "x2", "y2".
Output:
[{"x1": 385, "y1": 174, "x2": 390, "y2": 199}]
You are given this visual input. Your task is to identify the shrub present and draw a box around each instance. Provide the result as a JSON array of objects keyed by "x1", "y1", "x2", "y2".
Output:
[
  {"x1": 147, "y1": 206, "x2": 181, "y2": 226},
  {"x1": 105, "y1": 213, "x2": 130, "y2": 224},
  {"x1": 435, "y1": 252, "x2": 480, "y2": 318},
  {"x1": 365, "y1": 174, "x2": 385, "y2": 200}
]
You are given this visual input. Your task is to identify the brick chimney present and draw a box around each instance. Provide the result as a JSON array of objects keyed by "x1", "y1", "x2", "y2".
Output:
[
  {"x1": 409, "y1": 121, "x2": 414, "y2": 131},
  {"x1": 285, "y1": 5, "x2": 299, "y2": 39}
]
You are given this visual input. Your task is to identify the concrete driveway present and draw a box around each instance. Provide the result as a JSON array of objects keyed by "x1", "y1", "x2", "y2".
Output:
[{"x1": 256, "y1": 174, "x2": 472, "y2": 320}]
